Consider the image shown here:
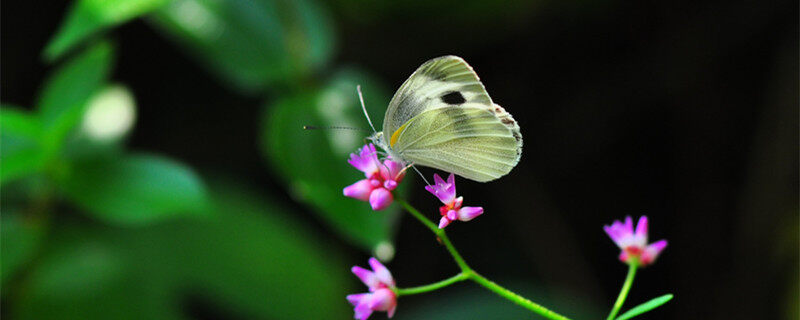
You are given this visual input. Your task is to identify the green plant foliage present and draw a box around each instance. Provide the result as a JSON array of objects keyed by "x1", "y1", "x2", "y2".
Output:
[
  {"x1": 0, "y1": 107, "x2": 47, "y2": 185},
  {"x1": 261, "y1": 68, "x2": 405, "y2": 252},
  {"x1": 37, "y1": 41, "x2": 114, "y2": 157},
  {"x1": 0, "y1": 210, "x2": 46, "y2": 284},
  {"x1": 12, "y1": 183, "x2": 351, "y2": 320},
  {"x1": 2, "y1": 41, "x2": 115, "y2": 185},
  {"x1": 149, "y1": 0, "x2": 335, "y2": 93},
  {"x1": 615, "y1": 294, "x2": 674, "y2": 320},
  {"x1": 44, "y1": 0, "x2": 169, "y2": 61},
  {"x1": 332, "y1": 0, "x2": 539, "y2": 26},
  {"x1": 58, "y1": 154, "x2": 208, "y2": 225}
]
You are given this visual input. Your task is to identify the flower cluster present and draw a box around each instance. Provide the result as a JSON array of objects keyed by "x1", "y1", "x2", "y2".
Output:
[
  {"x1": 340, "y1": 144, "x2": 672, "y2": 318},
  {"x1": 347, "y1": 258, "x2": 397, "y2": 320},
  {"x1": 425, "y1": 173, "x2": 484, "y2": 229},
  {"x1": 343, "y1": 144, "x2": 406, "y2": 210},
  {"x1": 604, "y1": 216, "x2": 667, "y2": 266}
]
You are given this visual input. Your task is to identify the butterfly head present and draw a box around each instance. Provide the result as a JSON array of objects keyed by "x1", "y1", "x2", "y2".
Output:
[
  {"x1": 369, "y1": 131, "x2": 404, "y2": 164},
  {"x1": 368, "y1": 131, "x2": 387, "y2": 151}
]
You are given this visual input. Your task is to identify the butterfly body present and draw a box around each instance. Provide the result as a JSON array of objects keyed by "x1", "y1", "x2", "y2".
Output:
[{"x1": 369, "y1": 56, "x2": 522, "y2": 182}]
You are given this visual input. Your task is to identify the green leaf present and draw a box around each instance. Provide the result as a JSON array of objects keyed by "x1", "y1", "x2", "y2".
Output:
[
  {"x1": 615, "y1": 294, "x2": 674, "y2": 320},
  {"x1": 0, "y1": 107, "x2": 47, "y2": 184},
  {"x1": 149, "y1": 0, "x2": 335, "y2": 93},
  {"x1": 59, "y1": 153, "x2": 208, "y2": 225},
  {"x1": 261, "y1": 68, "x2": 405, "y2": 252},
  {"x1": 14, "y1": 182, "x2": 351, "y2": 320},
  {"x1": 14, "y1": 235, "x2": 142, "y2": 320},
  {"x1": 1, "y1": 210, "x2": 46, "y2": 284},
  {"x1": 44, "y1": 0, "x2": 169, "y2": 61},
  {"x1": 37, "y1": 41, "x2": 114, "y2": 156}
]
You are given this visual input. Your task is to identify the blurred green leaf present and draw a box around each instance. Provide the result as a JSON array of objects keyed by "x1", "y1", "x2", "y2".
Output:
[
  {"x1": 157, "y1": 183, "x2": 352, "y2": 319},
  {"x1": 14, "y1": 226, "x2": 181, "y2": 320},
  {"x1": 331, "y1": 0, "x2": 540, "y2": 26},
  {"x1": 59, "y1": 153, "x2": 208, "y2": 225},
  {"x1": 0, "y1": 107, "x2": 47, "y2": 184},
  {"x1": 14, "y1": 182, "x2": 351, "y2": 320},
  {"x1": 44, "y1": 0, "x2": 169, "y2": 61},
  {"x1": 1, "y1": 210, "x2": 46, "y2": 284},
  {"x1": 615, "y1": 294, "x2": 673, "y2": 320},
  {"x1": 37, "y1": 41, "x2": 114, "y2": 156},
  {"x1": 261, "y1": 68, "x2": 405, "y2": 252},
  {"x1": 0, "y1": 106, "x2": 40, "y2": 138},
  {"x1": 149, "y1": 0, "x2": 335, "y2": 93}
]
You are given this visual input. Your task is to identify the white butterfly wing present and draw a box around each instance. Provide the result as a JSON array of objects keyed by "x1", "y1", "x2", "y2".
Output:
[
  {"x1": 383, "y1": 56, "x2": 523, "y2": 182},
  {"x1": 383, "y1": 56, "x2": 493, "y2": 136}
]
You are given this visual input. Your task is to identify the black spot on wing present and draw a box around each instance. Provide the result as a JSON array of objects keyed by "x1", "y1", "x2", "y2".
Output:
[{"x1": 441, "y1": 91, "x2": 466, "y2": 105}]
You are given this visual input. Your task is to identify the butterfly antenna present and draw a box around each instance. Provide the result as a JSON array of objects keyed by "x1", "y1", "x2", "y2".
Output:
[
  {"x1": 357, "y1": 85, "x2": 377, "y2": 133},
  {"x1": 303, "y1": 125, "x2": 370, "y2": 132}
]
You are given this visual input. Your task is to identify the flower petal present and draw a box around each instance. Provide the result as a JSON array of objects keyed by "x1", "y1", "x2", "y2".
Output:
[
  {"x1": 433, "y1": 173, "x2": 446, "y2": 185},
  {"x1": 368, "y1": 288, "x2": 396, "y2": 311},
  {"x1": 344, "y1": 179, "x2": 375, "y2": 201},
  {"x1": 604, "y1": 217, "x2": 637, "y2": 248},
  {"x1": 641, "y1": 239, "x2": 668, "y2": 265},
  {"x1": 603, "y1": 223, "x2": 625, "y2": 247},
  {"x1": 446, "y1": 173, "x2": 456, "y2": 195},
  {"x1": 624, "y1": 216, "x2": 634, "y2": 234},
  {"x1": 426, "y1": 173, "x2": 456, "y2": 204},
  {"x1": 383, "y1": 179, "x2": 398, "y2": 191},
  {"x1": 457, "y1": 206, "x2": 484, "y2": 221},
  {"x1": 351, "y1": 266, "x2": 379, "y2": 289},
  {"x1": 348, "y1": 144, "x2": 380, "y2": 176},
  {"x1": 347, "y1": 293, "x2": 368, "y2": 306},
  {"x1": 380, "y1": 160, "x2": 406, "y2": 182},
  {"x1": 368, "y1": 257, "x2": 395, "y2": 287},
  {"x1": 446, "y1": 209, "x2": 458, "y2": 221},
  {"x1": 635, "y1": 216, "x2": 648, "y2": 236},
  {"x1": 353, "y1": 300, "x2": 374, "y2": 320},
  {"x1": 438, "y1": 217, "x2": 451, "y2": 229},
  {"x1": 634, "y1": 216, "x2": 648, "y2": 245},
  {"x1": 369, "y1": 188, "x2": 393, "y2": 211},
  {"x1": 649, "y1": 239, "x2": 668, "y2": 252},
  {"x1": 453, "y1": 196, "x2": 463, "y2": 209}
]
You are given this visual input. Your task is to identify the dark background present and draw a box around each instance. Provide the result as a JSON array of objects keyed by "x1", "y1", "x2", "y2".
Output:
[{"x1": 3, "y1": 0, "x2": 798, "y2": 319}]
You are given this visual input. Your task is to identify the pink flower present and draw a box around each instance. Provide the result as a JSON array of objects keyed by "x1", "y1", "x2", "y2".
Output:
[
  {"x1": 424, "y1": 173, "x2": 484, "y2": 229},
  {"x1": 344, "y1": 144, "x2": 406, "y2": 211},
  {"x1": 604, "y1": 216, "x2": 668, "y2": 266},
  {"x1": 347, "y1": 258, "x2": 397, "y2": 320}
]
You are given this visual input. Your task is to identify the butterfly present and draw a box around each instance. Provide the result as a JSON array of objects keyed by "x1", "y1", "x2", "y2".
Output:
[{"x1": 363, "y1": 55, "x2": 522, "y2": 182}]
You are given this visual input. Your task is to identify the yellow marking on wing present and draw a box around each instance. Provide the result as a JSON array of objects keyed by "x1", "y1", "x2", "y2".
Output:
[{"x1": 389, "y1": 122, "x2": 409, "y2": 148}]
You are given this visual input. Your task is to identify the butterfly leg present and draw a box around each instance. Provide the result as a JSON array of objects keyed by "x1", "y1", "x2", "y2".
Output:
[{"x1": 410, "y1": 164, "x2": 432, "y2": 186}]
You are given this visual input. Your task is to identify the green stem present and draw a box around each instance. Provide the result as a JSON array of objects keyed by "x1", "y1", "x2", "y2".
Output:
[
  {"x1": 395, "y1": 273, "x2": 469, "y2": 296},
  {"x1": 395, "y1": 198, "x2": 571, "y2": 320},
  {"x1": 396, "y1": 199, "x2": 469, "y2": 271},
  {"x1": 606, "y1": 262, "x2": 638, "y2": 320},
  {"x1": 470, "y1": 272, "x2": 570, "y2": 320},
  {"x1": 396, "y1": 198, "x2": 438, "y2": 233}
]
